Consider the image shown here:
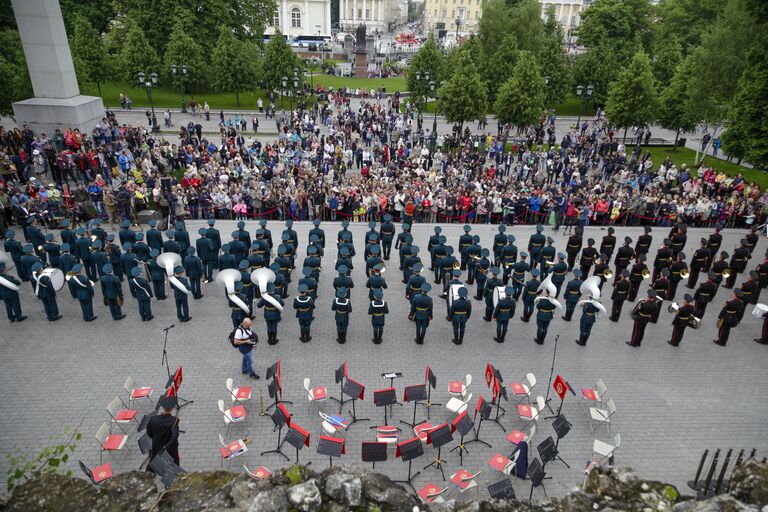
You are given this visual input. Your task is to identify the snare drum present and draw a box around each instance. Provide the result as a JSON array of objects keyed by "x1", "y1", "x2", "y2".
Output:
[{"x1": 751, "y1": 303, "x2": 768, "y2": 319}]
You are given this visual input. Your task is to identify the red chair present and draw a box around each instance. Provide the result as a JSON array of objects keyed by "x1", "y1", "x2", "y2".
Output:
[
  {"x1": 79, "y1": 461, "x2": 113, "y2": 485},
  {"x1": 106, "y1": 396, "x2": 139, "y2": 434},
  {"x1": 94, "y1": 422, "x2": 128, "y2": 464},
  {"x1": 123, "y1": 376, "x2": 154, "y2": 408}
]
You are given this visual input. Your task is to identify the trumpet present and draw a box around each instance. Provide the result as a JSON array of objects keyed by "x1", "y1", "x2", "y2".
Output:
[
  {"x1": 452, "y1": 261, "x2": 461, "y2": 270},
  {"x1": 641, "y1": 268, "x2": 651, "y2": 280},
  {"x1": 680, "y1": 268, "x2": 690, "y2": 279},
  {"x1": 602, "y1": 269, "x2": 613, "y2": 280},
  {"x1": 722, "y1": 269, "x2": 731, "y2": 279}
]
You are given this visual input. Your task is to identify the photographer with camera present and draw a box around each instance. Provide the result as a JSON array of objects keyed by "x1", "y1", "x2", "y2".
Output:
[{"x1": 231, "y1": 317, "x2": 260, "y2": 379}]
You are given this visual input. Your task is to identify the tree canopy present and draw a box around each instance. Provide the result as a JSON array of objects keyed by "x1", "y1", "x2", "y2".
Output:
[
  {"x1": 493, "y1": 50, "x2": 546, "y2": 128},
  {"x1": 438, "y1": 51, "x2": 487, "y2": 129},
  {"x1": 604, "y1": 51, "x2": 659, "y2": 137}
]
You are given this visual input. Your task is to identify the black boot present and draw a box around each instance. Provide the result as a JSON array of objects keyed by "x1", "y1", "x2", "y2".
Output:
[
  {"x1": 575, "y1": 335, "x2": 586, "y2": 346},
  {"x1": 535, "y1": 332, "x2": 544, "y2": 345}
]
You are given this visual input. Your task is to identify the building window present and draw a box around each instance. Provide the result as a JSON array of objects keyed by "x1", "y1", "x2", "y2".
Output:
[
  {"x1": 434, "y1": 9, "x2": 438, "y2": 16},
  {"x1": 291, "y1": 7, "x2": 302, "y2": 28},
  {"x1": 451, "y1": 9, "x2": 455, "y2": 17},
  {"x1": 442, "y1": 7, "x2": 447, "y2": 18},
  {"x1": 365, "y1": 8, "x2": 370, "y2": 18},
  {"x1": 273, "y1": 10, "x2": 280, "y2": 26},
  {"x1": 475, "y1": 10, "x2": 479, "y2": 19}
]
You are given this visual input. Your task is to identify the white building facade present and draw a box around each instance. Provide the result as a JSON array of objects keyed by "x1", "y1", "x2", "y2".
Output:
[
  {"x1": 265, "y1": 0, "x2": 332, "y2": 37},
  {"x1": 339, "y1": 0, "x2": 407, "y2": 32}
]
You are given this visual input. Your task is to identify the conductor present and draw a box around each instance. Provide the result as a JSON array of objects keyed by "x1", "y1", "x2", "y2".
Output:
[{"x1": 147, "y1": 395, "x2": 181, "y2": 467}]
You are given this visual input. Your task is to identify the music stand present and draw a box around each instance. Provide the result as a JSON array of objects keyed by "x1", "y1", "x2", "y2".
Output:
[
  {"x1": 542, "y1": 334, "x2": 561, "y2": 414},
  {"x1": 164, "y1": 367, "x2": 193, "y2": 409},
  {"x1": 284, "y1": 423, "x2": 311, "y2": 466},
  {"x1": 395, "y1": 436, "x2": 424, "y2": 493},
  {"x1": 343, "y1": 377, "x2": 370, "y2": 427},
  {"x1": 487, "y1": 381, "x2": 508, "y2": 432},
  {"x1": 528, "y1": 457, "x2": 547, "y2": 499},
  {"x1": 449, "y1": 411, "x2": 474, "y2": 465},
  {"x1": 465, "y1": 397, "x2": 492, "y2": 448},
  {"x1": 382, "y1": 371, "x2": 404, "y2": 408},
  {"x1": 330, "y1": 361, "x2": 349, "y2": 411},
  {"x1": 488, "y1": 478, "x2": 516, "y2": 500},
  {"x1": 361, "y1": 441, "x2": 388, "y2": 470},
  {"x1": 490, "y1": 364, "x2": 506, "y2": 412},
  {"x1": 149, "y1": 449, "x2": 186, "y2": 488},
  {"x1": 424, "y1": 422, "x2": 452, "y2": 481},
  {"x1": 317, "y1": 435, "x2": 345, "y2": 467},
  {"x1": 401, "y1": 384, "x2": 427, "y2": 428},
  {"x1": 372, "y1": 387, "x2": 398, "y2": 427},
  {"x1": 260, "y1": 405, "x2": 290, "y2": 461},
  {"x1": 545, "y1": 375, "x2": 576, "y2": 420},
  {"x1": 420, "y1": 367, "x2": 442, "y2": 419},
  {"x1": 551, "y1": 415, "x2": 572, "y2": 468},
  {"x1": 265, "y1": 360, "x2": 292, "y2": 411}
]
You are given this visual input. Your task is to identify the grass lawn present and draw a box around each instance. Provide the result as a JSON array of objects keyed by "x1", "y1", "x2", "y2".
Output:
[
  {"x1": 644, "y1": 146, "x2": 767, "y2": 189},
  {"x1": 551, "y1": 96, "x2": 597, "y2": 117}
]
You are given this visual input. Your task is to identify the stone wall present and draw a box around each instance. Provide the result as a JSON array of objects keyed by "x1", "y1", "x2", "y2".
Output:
[{"x1": 1, "y1": 460, "x2": 766, "y2": 512}]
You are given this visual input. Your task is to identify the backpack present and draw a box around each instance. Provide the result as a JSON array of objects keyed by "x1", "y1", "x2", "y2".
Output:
[{"x1": 228, "y1": 328, "x2": 238, "y2": 348}]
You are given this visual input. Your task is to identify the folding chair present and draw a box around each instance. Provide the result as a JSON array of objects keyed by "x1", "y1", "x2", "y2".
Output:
[
  {"x1": 218, "y1": 433, "x2": 248, "y2": 465},
  {"x1": 319, "y1": 411, "x2": 348, "y2": 436},
  {"x1": 243, "y1": 464, "x2": 271, "y2": 480},
  {"x1": 506, "y1": 424, "x2": 536, "y2": 453},
  {"x1": 510, "y1": 373, "x2": 536, "y2": 405},
  {"x1": 488, "y1": 452, "x2": 516, "y2": 476},
  {"x1": 581, "y1": 378, "x2": 607, "y2": 407},
  {"x1": 446, "y1": 392, "x2": 472, "y2": 414},
  {"x1": 448, "y1": 374, "x2": 472, "y2": 399},
  {"x1": 106, "y1": 396, "x2": 139, "y2": 434},
  {"x1": 226, "y1": 378, "x2": 252, "y2": 403},
  {"x1": 588, "y1": 398, "x2": 616, "y2": 433},
  {"x1": 450, "y1": 469, "x2": 481, "y2": 497},
  {"x1": 418, "y1": 483, "x2": 448, "y2": 503},
  {"x1": 304, "y1": 377, "x2": 328, "y2": 407},
  {"x1": 123, "y1": 376, "x2": 154, "y2": 408},
  {"x1": 376, "y1": 425, "x2": 399, "y2": 444},
  {"x1": 218, "y1": 399, "x2": 247, "y2": 435},
  {"x1": 94, "y1": 422, "x2": 128, "y2": 464},
  {"x1": 517, "y1": 396, "x2": 545, "y2": 426},
  {"x1": 79, "y1": 461, "x2": 113, "y2": 485},
  {"x1": 592, "y1": 433, "x2": 621, "y2": 464}
]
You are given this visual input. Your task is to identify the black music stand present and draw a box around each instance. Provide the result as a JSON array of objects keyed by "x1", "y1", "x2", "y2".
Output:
[
  {"x1": 490, "y1": 365, "x2": 506, "y2": 413},
  {"x1": 265, "y1": 362, "x2": 292, "y2": 411},
  {"x1": 423, "y1": 423, "x2": 452, "y2": 481},
  {"x1": 542, "y1": 334, "x2": 561, "y2": 414},
  {"x1": 401, "y1": 384, "x2": 427, "y2": 428},
  {"x1": 488, "y1": 478, "x2": 516, "y2": 500},
  {"x1": 343, "y1": 377, "x2": 370, "y2": 427},
  {"x1": 330, "y1": 362, "x2": 350, "y2": 411},
  {"x1": 395, "y1": 437, "x2": 424, "y2": 493},
  {"x1": 372, "y1": 387, "x2": 398, "y2": 427},
  {"x1": 317, "y1": 435, "x2": 345, "y2": 467},
  {"x1": 284, "y1": 423, "x2": 311, "y2": 466},
  {"x1": 551, "y1": 415, "x2": 572, "y2": 468},
  {"x1": 449, "y1": 411, "x2": 474, "y2": 465},
  {"x1": 545, "y1": 378, "x2": 576, "y2": 420},
  {"x1": 149, "y1": 449, "x2": 186, "y2": 488},
  {"x1": 528, "y1": 457, "x2": 547, "y2": 499},
  {"x1": 487, "y1": 384, "x2": 508, "y2": 432},
  {"x1": 465, "y1": 397, "x2": 492, "y2": 448},
  {"x1": 382, "y1": 371, "x2": 404, "y2": 408},
  {"x1": 362, "y1": 441, "x2": 388, "y2": 470},
  {"x1": 260, "y1": 406, "x2": 290, "y2": 461},
  {"x1": 164, "y1": 367, "x2": 193, "y2": 409},
  {"x1": 420, "y1": 367, "x2": 441, "y2": 419}
]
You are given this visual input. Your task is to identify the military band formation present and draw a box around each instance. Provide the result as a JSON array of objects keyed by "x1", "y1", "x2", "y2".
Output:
[{"x1": 2, "y1": 216, "x2": 767, "y2": 350}]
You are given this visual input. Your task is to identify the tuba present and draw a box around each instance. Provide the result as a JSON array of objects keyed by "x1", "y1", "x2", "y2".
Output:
[
  {"x1": 641, "y1": 268, "x2": 651, "y2": 280},
  {"x1": 602, "y1": 268, "x2": 613, "y2": 280},
  {"x1": 157, "y1": 252, "x2": 190, "y2": 295},
  {"x1": 0, "y1": 252, "x2": 20, "y2": 292},
  {"x1": 580, "y1": 276, "x2": 602, "y2": 301},
  {"x1": 251, "y1": 267, "x2": 284, "y2": 312},
  {"x1": 680, "y1": 268, "x2": 690, "y2": 279},
  {"x1": 216, "y1": 268, "x2": 249, "y2": 314},
  {"x1": 721, "y1": 268, "x2": 731, "y2": 279},
  {"x1": 536, "y1": 273, "x2": 557, "y2": 298}
]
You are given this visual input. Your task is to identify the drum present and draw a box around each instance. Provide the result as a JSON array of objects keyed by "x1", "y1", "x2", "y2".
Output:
[
  {"x1": 751, "y1": 303, "x2": 768, "y2": 319},
  {"x1": 492, "y1": 286, "x2": 507, "y2": 308},
  {"x1": 447, "y1": 284, "x2": 463, "y2": 308},
  {"x1": 41, "y1": 268, "x2": 65, "y2": 291}
]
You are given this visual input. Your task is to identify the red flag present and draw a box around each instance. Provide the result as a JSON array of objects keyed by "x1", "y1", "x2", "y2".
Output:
[
  {"x1": 492, "y1": 378, "x2": 501, "y2": 399},
  {"x1": 554, "y1": 375, "x2": 567, "y2": 400},
  {"x1": 485, "y1": 362, "x2": 493, "y2": 387}
]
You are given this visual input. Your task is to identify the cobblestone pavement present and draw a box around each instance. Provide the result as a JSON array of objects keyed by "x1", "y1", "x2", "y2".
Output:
[{"x1": 1, "y1": 221, "x2": 766, "y2": 499}]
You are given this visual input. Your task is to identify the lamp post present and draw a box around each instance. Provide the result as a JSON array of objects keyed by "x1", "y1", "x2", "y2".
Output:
[
  {"x1": 137, "y1": 71, "x2": 159, "y2": 133},
  {"x1": 281, "y1": 75, "x2": 287, "y2": 111},
  {"x1": 455, "y1": 17, "x2": 462, "y2": 43},
  {"x1": 429, "y1": 80, "x2": 444, "y2": 153},
  {"x1": 292, "y1": 67, "x2": 300, "y2": 117},
  {"x1": 170, "y1": 64, "x2": 188, "y2": 113},
  {"x1": 304, "y1": 59, "x2": 314, "y2": 95},
  {"x1": 414, "y1": 71, "x2": 430, "y2": 115},
  {"x1": 575, "y1": 84, "x2": 593, "y2": 127}
]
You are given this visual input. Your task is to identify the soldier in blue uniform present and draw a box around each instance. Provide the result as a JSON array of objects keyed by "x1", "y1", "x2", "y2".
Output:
[
  {"x1": 196, "y1": 228, "x2": 214, "y2": 282},
  {"x1": 483, "y1": 267, "x2": 502, "y2": 320},
  {"x1": 229, "y1": 232, "x2": 247, "y2": 264},
  {"x1": 91, "y1": 240, "x2": 109, "y2": 280},
  {"x1": 0, "y1": 261, "x2": 25, "y2": 322},
  {"x1": 4, "y1": 231, "x2": 25, "y2": 281},
  {"x1": 366, "y1": 244, "x2": 383, "y2": 277},
  {"x1": 171, "y1": 266, "x2": 192, "y2": 322},
  {"x1": 562, "y1": 269, "x2": 583, "y2": 321},
  {"x1": 229, "y1": 282, "x2": 249, "y2": 329},
  {"x1": 339, "y1": 230, "x2": 355, "y2": 258},
  {"x1": 551, "y1": 253, "x2": 568, "y2": 298},
  {"x1": 474, "y1": 249, "x2": 490, "y2": 300},
  {"x1": 380, "y1": 214, "x2": 395, "y2": 260},
  {"x1": 184, "y1": 247, "x2": 204, "y2": 299},
  {"x1": 332, "y1": 287, "x2": 352, "y2": 343},
  {"x1": 431, "y1": 234, "x2": 446, "y2": 277},
  {"x1": 493, "y1": 225, "x2": 507, "y2": 267},
  {"x1": 146, "y1": 219, "x2": 164, "y2": 253},
  {"x1": 32, "y1": 263, "x2": 61, "y2": 321},
  {"x1": 411, "y1": 282, "x2": 433, "y2": 344},
  {"x1": 148, "y1": 249, "x2": 167, "y2": 300},
  {"x1": 283, "y1": 220, "x2": 298, "y2": 268},
  {"x1": 295, "y1": 267, "x2": 315, "y2": 302},
  {"x1": 333, "y1": 265, "x2": 353, "y2": 298},
  {"x1": 466, "y1": 235, "x2": 482, "y2": 285},
  {"x1": 303, "y1": 245, "x2": 321, "y2": 282},
  {"x1": 443, "y1": 268, "x2": 463, "y2": 317},
  {"x1": 540, "y1": 237, "x2": 556, "y2": 277},
  {"x1": 576, "y1": 293, "x2": 601, "y2": 346},
  {"x1": 100, "y1": 263, "x2": 125, "y2": 320},
  {"x1": 66, "y1": 264, "x2": 94, "y2": 321},
  {"x1": 407, "y1": 263, "x2": 426, "y2": 305},
  {"x1": 20, "y1": 244, "x2": 41, "y2": 291},
  {"x1": 501, "y1": 235, "x2": 518, "y2": 284},
  {"x1": 120, "y1": 243, "x2": 138, "y2": 283},
  {"x1": 309, "y1": 234, "x2": 324, "y2": 259},
  {"x1": 337, "y1": 220, "x2": 352, "y2": 247},
  {"x1": 402, "y1": 245, "x2": 420, "y2": 284},
  {"x1": 26, "y1": 217, "x2": 45, "y2": 257},
  {"x1": 521, "y1": 268, "x2": 541, "y2": 322},
  {"x1": 118, "y1": 220, "x2": 136, "y2": 247},
  {"x1": 258, "y1": 219, "x2": 273, "y2": 252},
  {"x1": 365, "y1": 220, "x2": 380, "y2": 247},
  {"x1": 232, "y1": 220, "x2": 251, "y2": 249},
  {"x1": 133, "y1": 232, "x2": 150, "y2": 262},
  {"x1": 369, "y1": 288, "x2": 388, "y2": 344},
  {"x1": 270, "y1": 262, "x2": 286, "y2": 300},
  {"x1": 309, "y1": 219, "x2": 325, "y2": 251},
  {"x1": 441, "y1": 247, "x2": 458, "y2": 290},
  {"x1": 129, "y1": 266, "x2": 153, "y2": 321},
  {"x1": 396, "y1": 224, "x2": 412, "y2": 270},
  {"x1": 59, "y1": 219, "x2": 75, "y2": 247},
  {"x1": 448, "y1": 286, "x2": 472, "y2": 345},
  {"x1": 42, "y1": 233, "x2": 61, "y2": 268},
  {"x1": 528, "y1": 224, "x2": 546, "y2": 269},
  {"x1": 206, "y1": 219, "x2": 222, "y2": 268},
  {"x1": 511, "y1": 252, "x2": 530, "y2": 301},
  {"x1": 274, "y1": 246, "x2": 292, "y2": 295},
  {"x1": 257, "y1": 283, "x2": 284, "y2": 344},
  {"x1": 492, "y1": 286, "x2": 515, "y2": 343},
  {"x1": 293, "y1": 283, "x2": 315, "y2": 342},
  {"x1": 534, "y1": 288, "x2": 558, "y2": 345},
  {"x1": 366, "y1": 263, "x2": 387, "y2": 300},
  {"x1": 277, "y1": 233, "x2": 295, "y2": 270},
  {"x1": 106, "y1": 234, "x2": 122, "y2": 281},
  {"x1": 218, "y1": 243, "x2": 236, "y2": 270},
  {"x1": 163, "y1": 230, "x2": 180, "y2": 254},
  {"x1": 458, "y1": 224, "x2": 473, "y2": 271},
  {"x1": 59, "y1": 244, "x2": 76, "y2": 276},
  {"x1": 75, "y1": 228, "x2": 96, "y2": 281}
]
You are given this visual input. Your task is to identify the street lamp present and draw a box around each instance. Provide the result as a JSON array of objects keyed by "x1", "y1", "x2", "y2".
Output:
[
  {"x1": 575, "y1": 84, "x2": 593, "y2": 127},
  {"x1": 170, "y1": 64, "x2": 189, "y2": 113},
  {"x1": 137, "y1": 71, "x2": 159, "y2": 133},
  {"x1": 281, "y1": 75, "x2": 288, "y2": 110},
  {"x1": 455, "y1": 17, "x2": 462, "y2": 42},
  {"x1": 304, "y1": 59, "x2": 314, "y2": 95},
  {"x1": 429, "y1": 80, "x2": 445, "y2": 153},
  {"x1": 415, "y1": 71, "x2": 430, "y2": 114}
]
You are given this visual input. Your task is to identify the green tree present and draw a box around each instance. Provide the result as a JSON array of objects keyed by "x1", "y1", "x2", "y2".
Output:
[
  {"x1": 69, "y1": 15, "x2": 110, "y2": 96},
  {"x1": 478, "y1": 0, "x2": 513, "y2": 60},
  {"x1": 407, "y1": 36, "x2": 445, "y2": 108},
  {"x1": 508, "y1": 0, "x2": 548, "y2": 55},
  {"x1": 438, "y1": 51, "x2": 487, "y2": 130},
  {"x1": 163, "y1": 17, "x2": 208, "y2": 91},
  {"x1": 539, "y1": 19, "x2": 571, "y2": 105},
  {"x1": 494, "y1": 50, "x2": 545, "y2": 130},
  {"x1": 209, "y1": 26, "x2": 257, "y2": 106},
  {"x1": 651, "y1": 34, "x2": 682, "y2": 87},
  {"x1": 573, "y1": 43, "x2": 619, "y2": 106},
  {"x1": 60, "y1": 0, "x2": 116, "y2": 35},
  {"x1": 657, "y1": 58, "x2": 698, "y2": 145},
  {"x1": 261, "y1": 28, "x2": 302, "y2": 93},
  {"x1": 116, "y1": 20, "x2": 160, "y2": 83},
  {"x1": 577, "y1": 0, "x2": 652, "y2": 57},
  {"x1": 0, "y1": 29, "x2": 32, "y2": 117},
  {"x1": 654, "y1": 0, "x2": 723, "y2": 53},
  {"x1": 605, "y1": 51, "x2": 659, "y2": 141},
  {"x1": 484, "y1": 34, "x2": 519, "y2": 99}
]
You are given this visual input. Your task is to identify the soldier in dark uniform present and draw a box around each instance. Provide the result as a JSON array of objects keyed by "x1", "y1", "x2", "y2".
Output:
[
  {"x1": 635, "y1": 225, "x2": 653, "y2": 258},
  {"x1": 337, "y1": 220, "x2": 351, "y2": 248},
  {"x1": 163, "y1": 230, "x2": 180, "y2": 255},
  {"x1": 483, "y1": 267, "x2": 502, "y2": 321},
  {"x1": 333, "y1": 265, "x2": 353, "y2": 299},
  {"x1": 146, "y1": 219, "x2": 164, "y2": 253},
  {"x1": 309, "y1": 219, "x2": 326, "y2": 252},
  {"x1": 610, "y1": 269, "x2": 630, "y2": 321},
  {"x1": 133, "y1": 232, "x2": 150, "y2": 263},
  {"x1": 0, "y1": 260, "x2": 26, "y2": 322},
  {"x1": 628, "y1": 254, "x2": 649, "y2": 301},
  {"x1": 593, "y1": 253, "x2": 610, "y2": 291},
  {"x1": 431, "y1": 235, "x2": 445, "y2": 281},
  {"x1": 561, "y1": 269, "x2": 582, "y2": 321},
  {"x1": 528, "y1": 224, "x2": 546, "y2": 269},
  {"x1": 365, "y1": 220, "x2": 379, "y2": 247},
  {"x1": 725, "y1": 239, "x2": 750, "y2": 289},
  {"x1": 687, "y1": 238, "x2": 710, "y2": 289},
  {"x1": 129, "y1": 266, "x2": 153, "y2": 321},
  {"x1": 100, "y1": 263, "x2": 125, "y2": 320},
  {"x1": 229, "y1": 282, "x2": 249, "y2": 329},
  {"x1": 576, "y1": 287, "x2": 602, "y2": 346},
  {"x1": 75, "y1": 229, "x2": 96, "y2": 281},
  {"x1": 540, "y1": 237, "x2": 556, "y2": 278},
  {"x1": 754, "y1": 251, "x2": 768, "y2": 292},
  {"x1": 146, "y1": 395, "x2": 181, "y2": 467},
  {"x1": 711, "y1": 251, "x2": 730, "y2": 290},
  {"x1": 551, "y1": 253, "x2": 568, "y2": 297},
  {"x1": 474, "y1": 249, "x2": 490, "y2": 300},
  {"x1": 270, "y1": 262, "x2": 285, "y2": 300},
  {"x1": 121, "y1": 243, "x2": 139, "y2": 283},
  {"x1": 704, "y1": 226, "x2": 723, "y2": 272},
  {"x1": 298, "y1": 267, "x2": 318, "y2": 302},
  {"x1": 565, "y1": 226, "x2": 583, "y2": 271},
  {"x1": 20, "y1": 244, "x2": 41, "y2": 291},
  {"x1": 694, "y1": 271, "x2": 717, "y2": 319},
  {"x1": 395, "y1": 223, "x2": 411, "y2": 268},
  {"x1": 4, "y1": 231, "x2": 25, "y2": 281},
  {"x1": 232, "y1": 220, "x2": 251, "y2": 250},
  {"x1": 411, "y1": 282, "x2": 433, "y2": 344},
  {"x1": 511, "y1": 252, "x2": 529, "y2": 301},
  {"x1": 448, "y1": 286, "x2": 471, "y2": 344},
  {"x1": 466, "y1": 235, "x2": 482, "y2": 285},
  {"x1": 534, "y1": 288, "x2": 558, "y2": 345},
  {"x1": 651, "y1": 269, "x2": 670, "y2": 323},
  {"x1": 258, "y1": 219, "x2": 273, "y2": 252},
  {"x1": 148, "y1": 249, "x2": 167, "y2": 300},
  {"x1": 229, "y1": 232, "x2": 247, "y2": 264},
  {"x1": 32, "y1": 263, "x2": 61, "y2": 321},
  {"x1": 492, "y1": 286, "x2": 515, "y2": 343},
  {"x1": 336, "y1": 246, "x2": 353, "y2": 274},
  {"x1": 443, "y1": 268, "x2": 463, "y2": 318},
  {"x1": 281, "y1": 229, "x2": 297, "y2": 269},
  {"x1": 668, "y1": 293, "x2": 695, "y2": 346},
  {"x1": 458, "y1": 225, "x2": 473, "y2": 271},
  {"x1": 493, "y1": 225, "x2": 507, "y2": 267},
  {"x1": 714, "y1": 289, "x2": 744, "y2": 346},
  {"x1": 26, "y1": 218, "x2": 45, "y2": 257},
  {"x1": 331, "y1": 287, "x2": 352, "y2": 344},
  {"x1": 366, "y1": 263, "x2": 387, "y2": 300},
  {"x1": 366, "y1": 243, "x2": 384, "y2": 278},
  {"x1": 579, "y1": 238, "x2": 599, "y2": 279},
  {"x1": 599, "y1": 227, "x2": 617, "y2": 261},
  {"x1": 754, "y1": 308, "x2": 768, "y2": 345},
  {"x1": 106, "y1": 234, "x2": 122, "y2": 281},
  {"x1": 218, "y1": 244, "x2": 236, "y2": 271},
  {"x1": 257, "y1": 282, "x2": 283, "y2": 344},
  {"x1": 91, "y1": 241, "x2": 109, "y2": 281},
  {"x1": 626, "y1": 289, "x2": 657, "y2": 347},
  {"x1": 236, "y1": 260, "x2": 254, "y2": 311},
  {"x1": 667, "y1": 252, "x2": 688, "y2": 300},
  {"x1": 407, "y1": 263, "x2": 426, "y2": 304},
  {"x1": 670, "y1": 224, "x2": 687, "y2": 259},
  {"x1": 293, "y1": 283, "x2": 315, "y2": 343},
  {"x1": 59, "y1": 219, "x2": 75, "y2": 248},
  {"x1": 427, "y1": 226, "x2": 442, "y2": 271},
  {"x1": 339, "y1": 230, "x2": 356, "y2": 258},
  {"x1": 196, "y1": 228, "x2": 214, "y2": 282},
  {"x1": 739, "y1": 271, "x2": 760, "y2": 313},
  {"x1": 175, "y1": 222, "x2": 190, "y2": 256},
  {"x1": 304, "y1": 245, "x2": 321, "y2": 283},
  {"x1": 521, "y1": 268, "x2": 541, "y2": 322},
  {"x1": 41, "y1": 233, "x2": 61, "y2": 268},
  {"x1": 614, "y1": 237, "x2": 634, "y2": 282},
  {"x1": 206, "y1": 219, "x2": 222, "y2": 268},
  {"x1": 118, "y1": 220, "x2": 136, "y2": 247},
  {"x1": 308, "y1": 234, "x2": 323, "y2": 261},
  {"x1": 441, "y1": 247, "x2": 458, "y2": 290},
  {"x1": 745, "y1": 225, "x2": 758, "y2": 256},
  {"x1": 501, "y1": 235, "x2": 518, "y2": 284},
  {"x1": 379, "y1": 215, "x2": 395, "y2": 260},
  {"x1": 183, "y1": 247, "x2": 204, "y2": 299},
  {"x1": 59, "y1": 243, "x2": 76, "y2": 276},
  {"x1": 369, "y1": 288, "x2": 388, "y2": 344},
  {"x1": 171, "y1": 266, "x2": 192, "y2": 322}
]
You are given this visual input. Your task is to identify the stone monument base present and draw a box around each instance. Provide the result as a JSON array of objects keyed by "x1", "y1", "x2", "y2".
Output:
[
  {"x1": 12, "y1": 94, "x2": 104, "y2": 134},
  {"x1": 353, "y1": 51, "x2": 368, "y2": 78}
]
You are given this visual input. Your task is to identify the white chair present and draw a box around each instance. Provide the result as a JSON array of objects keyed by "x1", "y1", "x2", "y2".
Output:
[
  {"x1": 517, "y1": 396, "x2": 545, "y2": 426},
  {"x1": 303, "y1": 377, "x2": 328, "y2": 406},
  {"x1": 106, "y1": 396, "x2": 139, "y2": 434},
  {"x1": 418, "y1": 483, "x2": 448, "y2": 503},
  {"x1": 510, "y1": 373, "x2": 536, "y2": 404},
  {"x1": 506, "y1": 423, "x2": 536, "y2": 452},
  {"x1": 243, "y1": 464, "x2": 271, "y2": 480},
  {"x1": 218, "y1": 399, "x2": 247, "y2": 434},
  {"x1": 446, "y1": 392, "x2": 472, "y2": 414},
  {"x1": 94, "y1": 422, "x2": 127, "y2": 464},
  {"x1": 592, "y1": 433, "x2": 620, "y2": 464},
  {"x1": 581, "y1": 378, "x2": 607, "y2": 407},
  {"x1": 123, "y1": 376, "x2": 154, "y2": 408},
  {"x1": 449, "y1": 374, "x2": 472, "y2": 399},
  {"x1": 226, "y1": 378, "x2": 252, "y2": 403},
  {"x1": 450, "y1": 470, "x2": 481, "y2": 496},
  {"x1": 218, "y1": 433, "x2": 248, "y2": 464},
  {"x1": 588, "y1": 398, "x2": 616, "y2": 433},
  {"x1": 319, "y1": 411, "x2": 347, "y2": 436}
]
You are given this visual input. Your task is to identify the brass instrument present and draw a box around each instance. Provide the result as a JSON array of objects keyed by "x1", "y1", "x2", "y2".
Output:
[
  {"x1": 603, "y1": 269, "x2": 613, "y2": 280},
  {"x1": 680, "y1": 268, "x2": 690, "y2": 279},
  {"x1": 452, "y1": 261, "x2": 461, "y2": 270},
  {"x1": 641, "y1": 268, "x2": 651, "y2": 279},
  {"x1": 630, "y1": 298, "x2": 643, "y2": 320},
  {"x1": 722, "y1": 269, "x2": 731, "y2": 279}
]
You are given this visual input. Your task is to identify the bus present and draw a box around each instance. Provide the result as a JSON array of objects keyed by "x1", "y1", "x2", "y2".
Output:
[{"x1": 292, "y1": 34, "x2": 332, "y2": 51}]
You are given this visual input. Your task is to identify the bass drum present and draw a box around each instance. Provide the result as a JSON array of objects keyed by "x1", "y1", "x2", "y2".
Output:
[
  {"x1": 41, "y1": 268, "x2": 65, "y2": 291},
  {"x1": 752, "y1": 303, "x2": 768, "y2": 319},
  {"x1": 492, "y1": 286, "x2": 507, "y2": 308},
  {"x1": 447, "y1": 283, "x2": 463, "y2": 308}
]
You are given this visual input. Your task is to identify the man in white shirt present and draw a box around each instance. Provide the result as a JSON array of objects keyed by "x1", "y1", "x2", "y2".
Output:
[{"x1": 233, "y1": 318, "x2": 259, "y2": 379}]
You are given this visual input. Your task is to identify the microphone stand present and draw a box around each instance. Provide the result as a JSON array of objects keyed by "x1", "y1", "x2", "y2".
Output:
[
  {"x1": 543, "y1": 333, "x2": 560, "y2": 415},
  {"x1": 160, "y1": 324, "x2": 194, "y2": 409}
]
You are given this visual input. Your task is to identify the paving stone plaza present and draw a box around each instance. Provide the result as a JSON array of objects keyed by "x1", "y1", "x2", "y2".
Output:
[{"x1": 1, "y1": 221, "x2": 766, "y2": 499}]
